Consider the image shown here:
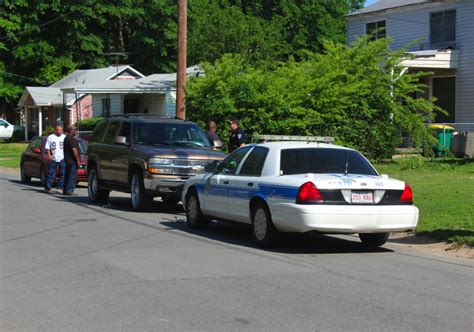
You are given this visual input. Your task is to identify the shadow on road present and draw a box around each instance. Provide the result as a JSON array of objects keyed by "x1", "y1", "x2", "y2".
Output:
[
  {"x1": 161, "y1": 220, "x2": 393, "y2": 255},
  {"x1": 11, "y1": 179, "x2": 392, "y2": 255},
  {"x1": 55, "y1": 194, "x2": 186, "y2": 215}
]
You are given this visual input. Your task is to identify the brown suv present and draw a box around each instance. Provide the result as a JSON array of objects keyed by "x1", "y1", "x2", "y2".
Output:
[{"x1": 86, "y1": 115, "x2": 226, "y2": 211}]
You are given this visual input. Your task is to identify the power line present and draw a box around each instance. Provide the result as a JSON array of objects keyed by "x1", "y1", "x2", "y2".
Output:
[
  {"x1": 0, "y1": 9, "x2": 76, "y2": 41},
  {"x1": 0, "y1": 71, "x2": 47, "y2": 85}
]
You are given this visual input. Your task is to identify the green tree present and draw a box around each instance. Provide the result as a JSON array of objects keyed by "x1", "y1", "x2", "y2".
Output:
[
  {"x1": 186, "y1": 37, "x2": 440, "y2": 158},
  {"x1": 188, "y1": 0, "x2": 361, "y2": 64}
]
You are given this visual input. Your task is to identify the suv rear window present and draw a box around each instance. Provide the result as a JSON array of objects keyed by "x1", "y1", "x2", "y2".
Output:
[
  {"x1": 134, "y1": 122, "x2": 211, "y2": 148},
  {"x1": 280, "y1": 148, "x2": 377, "y2": 176}
]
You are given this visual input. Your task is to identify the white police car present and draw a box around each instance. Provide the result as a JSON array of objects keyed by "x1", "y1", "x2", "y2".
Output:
[{"x1": 182, "y1": 142, "x2": 419, "y2": 247}]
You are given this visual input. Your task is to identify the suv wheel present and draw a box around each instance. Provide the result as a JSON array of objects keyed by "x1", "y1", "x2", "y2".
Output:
[
  {"x1": 130, "y1": 172, "x2": 153, "y2": 211},
  {"x1": 88, "y1": 168, "x2": 110, "y2": 204},
  {"x1": 20, "y1": 164, "x2": 31, "y2": 184}
]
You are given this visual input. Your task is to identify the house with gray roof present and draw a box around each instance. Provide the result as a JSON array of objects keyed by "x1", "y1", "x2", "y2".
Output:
[
  {"x1": 346, "y1": 0, "x2": 474, "y2": 131},
  {"x1": 17, "y1": 65, "x2": 144, "y2": 139},
  {"x1": 61, "y1": 66, "x2": 201, "y2": 121}
]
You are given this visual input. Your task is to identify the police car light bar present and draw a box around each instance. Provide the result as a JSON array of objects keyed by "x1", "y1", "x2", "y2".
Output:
[{"x1": 254, "y1": 134, "x2": 334, "y2": 143}]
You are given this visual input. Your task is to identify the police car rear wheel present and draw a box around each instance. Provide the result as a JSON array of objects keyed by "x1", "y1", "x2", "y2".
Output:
[
  {"x1": 186, "y1": 192, "x2": 208, "y2": 229},
  {"x1": 252, "y1": 202, "x2": 278, "y2": 246}
]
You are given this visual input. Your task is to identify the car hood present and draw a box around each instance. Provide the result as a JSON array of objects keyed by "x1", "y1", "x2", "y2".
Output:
[
  {"x1": 134, "y1": 144, "x2": 226, "y2": 160},
  {"x1": 273, "y1": 173, "x2": 405, "y2": 191}
]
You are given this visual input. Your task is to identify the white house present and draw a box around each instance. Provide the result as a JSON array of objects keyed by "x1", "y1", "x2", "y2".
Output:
[{"x1": 346, "y1": 0, "x2": 474, "y2": 131}]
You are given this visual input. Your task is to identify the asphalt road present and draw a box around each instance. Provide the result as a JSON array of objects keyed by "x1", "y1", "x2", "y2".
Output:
[{"x1": 1, "y1": 172, "x2": 473, "y2": 331}]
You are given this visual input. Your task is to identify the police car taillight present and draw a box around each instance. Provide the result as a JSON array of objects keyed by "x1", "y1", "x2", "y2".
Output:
[
  {"x1": 296, "y1": 182, "x2": 324, "y2": 204},
  {"x1": 400, "y1": 183, "x2": 413, "y2": 204}
]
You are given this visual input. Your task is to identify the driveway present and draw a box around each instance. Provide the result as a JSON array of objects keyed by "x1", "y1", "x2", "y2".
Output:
[{"x1": 1, "y1": 172, "x2": 473, "y2": 331}]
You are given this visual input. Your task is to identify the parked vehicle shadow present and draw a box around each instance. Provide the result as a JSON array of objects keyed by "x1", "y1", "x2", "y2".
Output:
[
  {"x1": 160, "y1": 220, "x2": 393, "y2": 255},
  {"x1": 56, "y1": 194, "x2": 186, "y2": 215}
]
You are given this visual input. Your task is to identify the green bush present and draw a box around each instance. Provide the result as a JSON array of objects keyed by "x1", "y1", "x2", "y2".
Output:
[
  {"x1": 42, "y1": 126, "x2": 55, "y2": 136},
  {"x1": 187, "y1": 37, "x2": 442, "y2": 158},
  {"x1": 75, "y1": 117, "x2": 104, "y2": 131}
]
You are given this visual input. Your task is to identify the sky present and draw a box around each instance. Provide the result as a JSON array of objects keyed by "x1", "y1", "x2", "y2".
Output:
[{"x1": 365, "y1": 0, "x2": 379, "y2": 6}]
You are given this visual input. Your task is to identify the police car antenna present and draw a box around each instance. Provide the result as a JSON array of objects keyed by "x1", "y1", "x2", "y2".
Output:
[{"x1": 344, "y1": 150, "x2": 349, "y2": 175}]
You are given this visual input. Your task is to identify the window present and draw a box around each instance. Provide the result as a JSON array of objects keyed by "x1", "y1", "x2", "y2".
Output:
[
  {"x1": 0, "y1": 119, "x2": 6, "y2": 126},
  {"x1": 366, "y1": 20, "x2": 386, "y2": 41},
  {"x1": 27, "y1": 138, "x2": 40, "y2": 152},
  {"x1": 280, "y1": 148, "x2": 378, "y2": 176},
  {"x1": 239, "y1": 147, "x2": 269, "y2": 176},
  {"x1": 101, "y1": 97, "x2": 111, "y2": 117},
  {"x1": 118, "y1": 122, "x2": 131, "y2": 144},
  {"x1": 77, "y1": 140, "x2": 88, "y2": 154},
  {"x1": 103, "y1": 120, "x2": 121, "y2": 144},
  {"x1": 218, "y1": 147, "x2": 252, "y2": 175},
  {"x1": 430, "y1": 10, "x2": 456, "y2": 46},
  {"x1": 133, "y1": 122, "x2": 211, "y2": 148},
  {"x1": 89, "y1": 120, "x2": 108, "y2": 143}
]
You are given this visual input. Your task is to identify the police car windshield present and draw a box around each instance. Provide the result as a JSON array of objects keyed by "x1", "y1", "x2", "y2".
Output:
[
  {"x1": 280, "y1": 148, "x2": 377, "y2": 176},
  {"x1": 134, "y1": 122, "x2": 211, "y2": 147}
]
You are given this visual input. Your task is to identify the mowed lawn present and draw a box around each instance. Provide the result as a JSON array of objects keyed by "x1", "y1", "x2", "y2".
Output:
[
  {"x1": 376, "y1": 159, "x2": 474, "y2": 247},
  {"x1": 0, "y1": 143, "x2": 27, "y2": 168}
]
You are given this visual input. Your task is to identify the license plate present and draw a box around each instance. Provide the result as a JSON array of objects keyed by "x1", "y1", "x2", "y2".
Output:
[{"x1": 351, "y1": 191, "x2": 373, "y2": 204}]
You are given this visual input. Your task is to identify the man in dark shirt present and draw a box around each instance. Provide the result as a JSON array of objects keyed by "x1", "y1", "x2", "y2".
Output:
[
  {"x1": 206, "y1": 120, "x2": 221, "y2": 146},
  {"x1": 63, "y1": 126, "x2": 80, "y2": 196},
  {"x1": 229, "y1": 119, "x2": 246, "y2": 152}
]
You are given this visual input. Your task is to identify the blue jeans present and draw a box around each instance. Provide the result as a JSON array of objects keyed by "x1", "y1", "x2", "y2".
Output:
[
  {"x1": 63, "y1": 163, "x2": 77, "y2": 194},
  {"x1": 46, "y1": 159, "x2": 65, "y2": 190}
]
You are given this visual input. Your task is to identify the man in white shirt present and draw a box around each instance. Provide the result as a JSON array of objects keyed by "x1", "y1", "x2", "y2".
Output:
[{"x1": 44, "y1": 125, "x2": 66, "y2": 193}]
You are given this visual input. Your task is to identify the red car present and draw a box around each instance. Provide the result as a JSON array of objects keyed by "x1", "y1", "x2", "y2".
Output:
[{"x1": 20, "y1": 136, "x2": 88, "y2": 185}]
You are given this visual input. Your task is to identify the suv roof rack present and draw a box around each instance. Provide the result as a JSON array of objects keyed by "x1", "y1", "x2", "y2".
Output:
[
  {"x1": 106, "y1": 114, "x2": 184, "y2": 120},
  {"x1": 255, "y1": 134, "x2": 334, "y2": 143}
]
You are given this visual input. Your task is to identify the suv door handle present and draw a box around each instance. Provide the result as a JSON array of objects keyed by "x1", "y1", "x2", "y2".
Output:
[
  {"x1": 223, "y1": 180, "x2": 229, "y2": 185},
  {"x1": 247, "y1": 182, "x2": 254, "y2": 187}
]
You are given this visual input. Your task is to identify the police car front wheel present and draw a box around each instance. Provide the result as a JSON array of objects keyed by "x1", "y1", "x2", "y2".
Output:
[{"x1": 186, "y1": 191, "x2": 208, "y2": 229}]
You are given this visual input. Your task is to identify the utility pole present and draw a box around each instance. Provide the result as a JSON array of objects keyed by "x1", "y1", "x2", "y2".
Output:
[{"x1": 176, "y1": 0, "x2": 187, "y2": 120}]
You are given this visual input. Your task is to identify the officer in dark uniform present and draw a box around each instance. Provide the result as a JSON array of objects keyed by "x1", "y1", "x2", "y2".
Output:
[{"x1": 229, "y1": 119, "x2": 246, "y2": 152}]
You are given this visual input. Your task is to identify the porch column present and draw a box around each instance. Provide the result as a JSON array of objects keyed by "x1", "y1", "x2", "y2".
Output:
[
  {"x1": 38, "y1": 106, "x2": 43, "y2": 136},
  {"x1": 24, "y1": 107, "x2": 28, "y2": 141}
]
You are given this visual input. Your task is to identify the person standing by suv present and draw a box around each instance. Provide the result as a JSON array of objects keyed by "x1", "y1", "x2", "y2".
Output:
[
  {"x1": 229, "y1": 119, "x2": 246, "y2": 152},
  {"x1": 44, "y1": 125, "x2": 66, "y2": 193},
  {"x1": 63, "y1": 126, "x2": 80, "y2": 196}
]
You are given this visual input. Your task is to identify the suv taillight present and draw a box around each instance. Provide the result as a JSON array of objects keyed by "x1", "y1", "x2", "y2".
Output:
[
  {"x1": 400, "y1": 183, "x2": 413, "y2": 204},
  {"x1": 296, "y1": 182, "x2": 324, "y2": 204}
]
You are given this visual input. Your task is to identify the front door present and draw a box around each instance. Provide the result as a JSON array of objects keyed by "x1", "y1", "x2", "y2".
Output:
[
  {"x1": 432, "y1": 77, "x2": 456, "y2": 123},
  {"x1": 202, "y1": 147, "x2": 252, "y2": 220},
  {"x1": 100, "y1": 120, "x2": 122, "y2": 182}
]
